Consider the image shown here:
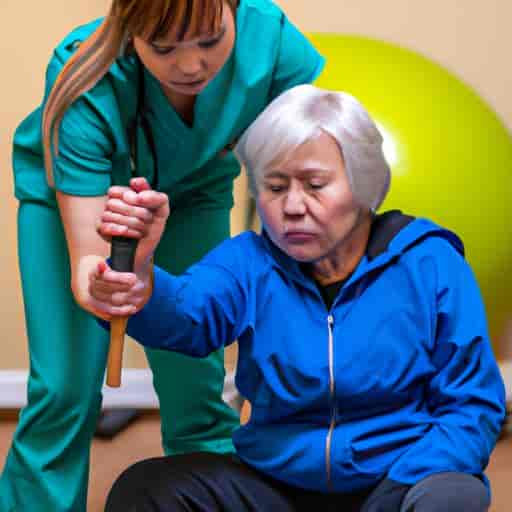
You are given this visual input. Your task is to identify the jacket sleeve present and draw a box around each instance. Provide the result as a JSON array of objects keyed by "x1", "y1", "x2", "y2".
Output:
[
  {"x1": 124, "y1": 260, "x2": 249, "y2": 357},
  {"x1": 387, "y1": 245, "x2": 506, "y2": 484}
]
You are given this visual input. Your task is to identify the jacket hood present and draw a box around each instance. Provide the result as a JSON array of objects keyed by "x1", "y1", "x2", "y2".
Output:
[{"x1": 368, "y1": 210, "x2": 464, "y2": 261}]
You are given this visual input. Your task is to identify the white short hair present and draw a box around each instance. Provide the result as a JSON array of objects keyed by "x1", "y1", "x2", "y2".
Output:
[{"x1": 234, "y1": 84, "x2": 391, "y2": 211}]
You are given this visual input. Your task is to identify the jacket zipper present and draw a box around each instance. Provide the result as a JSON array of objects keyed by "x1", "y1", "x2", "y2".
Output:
[{"x1": 325, "y1": 314, "x2": 336, "y2": 490}]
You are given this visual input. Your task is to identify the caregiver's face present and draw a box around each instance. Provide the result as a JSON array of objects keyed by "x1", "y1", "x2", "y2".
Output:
[
  {"x1": 257, "y1": 131, "x2": 366, "y2": 263},
  {"x1": 133, "y1": 1, "x2": 235, "y2": 96}
]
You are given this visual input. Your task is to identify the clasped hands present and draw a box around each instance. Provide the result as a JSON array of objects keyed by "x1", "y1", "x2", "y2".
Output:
[{"x1": 89, "y1": 177, "x2": 169, "y2": 321}]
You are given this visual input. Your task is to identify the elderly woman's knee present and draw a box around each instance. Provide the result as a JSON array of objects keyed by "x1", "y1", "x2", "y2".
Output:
[
  {"x1": 105, "y1": 454, "x2": 226, "y2": 512},
  {"x1": 401, "y1": 472, "x2": 490, "y2": 512},
  {"x1": 105, "y1": 461, "x2": 142, "y2": 510},
  {"x1": 105, "y1": 458, "x2": 178, "y2": 511}
]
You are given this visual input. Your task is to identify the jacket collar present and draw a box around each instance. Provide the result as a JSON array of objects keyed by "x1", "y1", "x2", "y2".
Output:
[{"x1": 259, "y1": 211, "x2": 464, "y2": 292}]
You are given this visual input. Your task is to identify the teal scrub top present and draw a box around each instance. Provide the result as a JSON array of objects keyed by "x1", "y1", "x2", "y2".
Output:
[{"x1": 13, "y1": 0, "x2": 325, "y2": 208}]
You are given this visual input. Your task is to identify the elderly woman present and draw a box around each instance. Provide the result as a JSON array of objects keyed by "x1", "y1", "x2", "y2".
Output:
[{"x1": 88, "y1": 85, "x2": 505, "y2": 511}]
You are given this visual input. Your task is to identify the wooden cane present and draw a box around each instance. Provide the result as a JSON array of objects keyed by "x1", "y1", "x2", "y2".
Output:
[{"x1": 106, "y1": 237, "x2": 139, "y2": 387}]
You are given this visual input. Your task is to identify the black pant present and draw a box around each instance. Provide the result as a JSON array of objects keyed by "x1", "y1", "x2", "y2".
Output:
[{"x1": 105, "y1": 452, "x2": 490, "y2": 512}]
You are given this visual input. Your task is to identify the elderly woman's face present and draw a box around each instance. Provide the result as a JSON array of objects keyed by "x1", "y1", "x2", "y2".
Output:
[{"x1": 257, "y1": 131, "x2": 367, "y2": 263}]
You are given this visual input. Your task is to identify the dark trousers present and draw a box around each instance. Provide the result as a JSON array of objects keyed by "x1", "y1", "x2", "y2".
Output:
[{"x1": 105, "y1": 452, "x2": 490, "y2": 512}]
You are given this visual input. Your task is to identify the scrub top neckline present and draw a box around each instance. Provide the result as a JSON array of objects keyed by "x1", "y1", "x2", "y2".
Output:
[{"x1": 142, "y1": 50, "x2": 235, "y2": 140}]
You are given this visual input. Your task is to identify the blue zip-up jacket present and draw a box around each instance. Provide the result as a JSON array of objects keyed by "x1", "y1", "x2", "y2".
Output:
[{"x1": 121, "y1": 216, "x2": 506, "y2": 493}]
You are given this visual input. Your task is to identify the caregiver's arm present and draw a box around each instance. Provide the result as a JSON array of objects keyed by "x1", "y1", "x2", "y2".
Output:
[
  {"x1": 387, "y1": 240, "x2": 506, "y2": 485},
  {"x1": 49, "y1": 82, "x2": 118, "y2": 317},
  {"x1": 57, "y1": 191, "x2": 112, "y2": 316}
]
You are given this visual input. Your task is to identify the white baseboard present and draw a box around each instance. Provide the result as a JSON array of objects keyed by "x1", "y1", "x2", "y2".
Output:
[
  {"x1": 501, "y1": 361, "x2": 512, "y2": 406},
  {"x1": 1, "y1": 363, "x2": 511, "y2": 410},
  {"x1": 0, "y1": 369, "x2": 159, "y2": 410}
]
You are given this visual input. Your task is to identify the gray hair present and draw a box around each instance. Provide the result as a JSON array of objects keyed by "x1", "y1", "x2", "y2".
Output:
[{"x1": 234, "y1": 84, "x2": 391, "y2": 211}]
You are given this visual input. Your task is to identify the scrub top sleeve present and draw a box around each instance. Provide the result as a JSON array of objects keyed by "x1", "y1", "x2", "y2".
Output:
[
  {"x1": 268, "y1": 14, "x2": 325, "y2": 101},
  {"x1": 43, "y1": 51, "x2": 115, "y2": 197},
  {"x1": 52, "y1": 97, "x2": 114, "y2": 197}
]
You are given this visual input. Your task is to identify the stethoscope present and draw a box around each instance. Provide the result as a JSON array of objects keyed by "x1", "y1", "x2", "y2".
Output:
[
  {"x1": 127, "y1": 59, "x2": 159, "y2": 189},
  {"x1": 128, "y1": 57, "x2": 243, "y2": 189}
]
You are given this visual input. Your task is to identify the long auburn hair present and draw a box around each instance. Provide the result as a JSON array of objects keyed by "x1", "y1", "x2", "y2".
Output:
[{"x1": 42, "y1": 0, "x2": 237, "y2": 187}]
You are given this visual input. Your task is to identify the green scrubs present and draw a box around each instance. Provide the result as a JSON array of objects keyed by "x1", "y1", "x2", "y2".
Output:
[{"x1": 0, "y1": 0, "x2": 324, "y2": 510}]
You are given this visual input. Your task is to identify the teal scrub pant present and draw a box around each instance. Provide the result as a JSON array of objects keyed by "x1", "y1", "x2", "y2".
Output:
[{"x1": 0, "y1": 200, "x2": 239, "y2": 512}]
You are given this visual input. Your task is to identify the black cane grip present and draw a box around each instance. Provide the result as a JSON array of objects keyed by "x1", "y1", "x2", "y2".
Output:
[
  {"x1": 110, "y1": 237, "x2": 139, "y2": 272},
  {"x1": 107, "y1": 236, "x2": 139, "y2": 388}
]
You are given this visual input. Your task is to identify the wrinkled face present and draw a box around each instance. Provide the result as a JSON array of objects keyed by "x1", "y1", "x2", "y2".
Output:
[
  {"x1": 133, "y1": 2, "x2": 235, "y2": 95},
  {"x1": 257, "y1": 131, "x2": 368, "y2": 262}
]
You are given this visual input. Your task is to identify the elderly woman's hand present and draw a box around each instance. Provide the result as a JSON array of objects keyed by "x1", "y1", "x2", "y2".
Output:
[
  {"x1": 87, "y1": 260, "x2": 151, "y2": 321},
  {"x1": 97, "y1": 177, "x2": 170, "y2": 272}
]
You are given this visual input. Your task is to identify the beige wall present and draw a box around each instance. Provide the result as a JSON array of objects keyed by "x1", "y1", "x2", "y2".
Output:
[
  {"x1": 281, "y1": 0, "x2": 512, "y2": 133},
  {"x1": 1, "y1": 1, "x2": 108, "y2": 370},
  {"x1": 1, "y1": 0, "x2": 510, "y2": 369}
]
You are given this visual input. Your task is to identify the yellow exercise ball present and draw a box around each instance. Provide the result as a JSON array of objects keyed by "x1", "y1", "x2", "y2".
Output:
[{"x1": 310, "y1": 33, "x2": 512, "y2": 356}]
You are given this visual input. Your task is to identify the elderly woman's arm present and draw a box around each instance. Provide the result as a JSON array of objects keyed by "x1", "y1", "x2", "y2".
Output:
[
  {"x1": 387, "y1": 244, "x2": 506, "y2": 485},
  {"x1": 100, "y1": 244, "x2": 251, "y2": 358}
]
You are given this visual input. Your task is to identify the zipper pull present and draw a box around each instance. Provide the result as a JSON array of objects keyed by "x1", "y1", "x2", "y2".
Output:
[{"x1": 327, "y1": 314, "x2": 334, "y2": 326}]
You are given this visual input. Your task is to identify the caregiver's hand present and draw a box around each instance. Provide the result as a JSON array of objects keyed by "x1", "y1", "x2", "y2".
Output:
[{"x1": 97, "y1": 177, "x2": 170, "y2": 273}]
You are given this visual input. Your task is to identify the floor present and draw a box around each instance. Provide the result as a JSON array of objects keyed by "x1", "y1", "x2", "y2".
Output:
[{"x1": 1, "y1": 413, "x2": 511, "y2": 511}]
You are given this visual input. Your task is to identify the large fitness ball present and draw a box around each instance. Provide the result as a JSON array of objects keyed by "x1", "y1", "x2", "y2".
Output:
[{"x1": 310, "y1": 33, "x2": 512, "y2": 356}]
